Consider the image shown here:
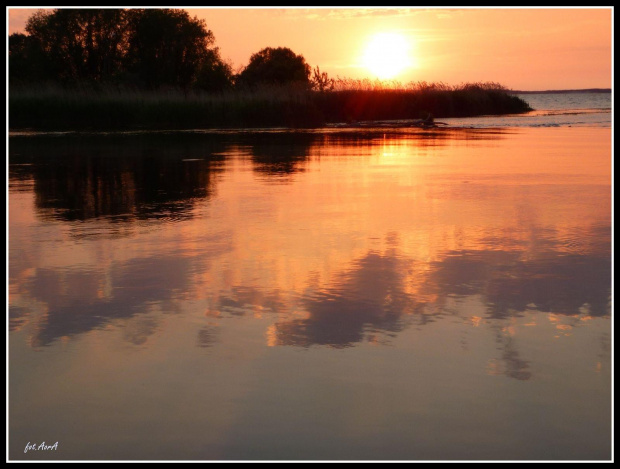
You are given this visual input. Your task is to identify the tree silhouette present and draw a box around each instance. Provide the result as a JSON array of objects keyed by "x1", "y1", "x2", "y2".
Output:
[
  {"x1": 24, "y1": 9, "x2": 131, "y2": 83},
  {"x1": 124, "y1": 9, "x2": 220, "y2": 90},
  {"x1": 10, "y1": 8, "x2": 233, "y2": 92},
  {"x1": 236, "y1": 47, "x2": 311, "y2": 88},
  {"x1": 8, "y1": 33, "x2": 51, "y2": 85},
  {"x1": 194, "y1": 48, "x2": 234, "y2": 93}
]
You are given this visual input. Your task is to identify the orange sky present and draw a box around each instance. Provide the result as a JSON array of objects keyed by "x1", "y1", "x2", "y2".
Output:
[{"x1": 7, "y1": 7, "x2": 613, "y2": 91}]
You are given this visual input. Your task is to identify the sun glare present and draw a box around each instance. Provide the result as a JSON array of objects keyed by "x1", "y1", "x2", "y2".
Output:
[{"x1": 362, "y1": 32, "x2": 412, "y2": 80}]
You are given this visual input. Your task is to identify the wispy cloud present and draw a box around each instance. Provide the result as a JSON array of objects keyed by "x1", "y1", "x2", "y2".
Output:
[{"x1": 273, "y1": 8, "x2": 430, "y2": 21}]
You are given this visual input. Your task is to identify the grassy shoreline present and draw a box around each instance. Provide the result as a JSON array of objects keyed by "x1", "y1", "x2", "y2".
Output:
[{"x1": 9, "y1": 83, "x2": 532, "y2": 131}]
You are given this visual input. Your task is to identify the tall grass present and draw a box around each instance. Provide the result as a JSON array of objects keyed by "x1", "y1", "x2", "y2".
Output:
[{"x1": 9, "y1": 81, "x2": 532, "y2": 131}]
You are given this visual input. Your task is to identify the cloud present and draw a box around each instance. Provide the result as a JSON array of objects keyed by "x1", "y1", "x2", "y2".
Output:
[
  {"x1": 268, "y1": 251, "x2": 421, "y2": 348},
  {"x1": 23, "y1": 239, "x2": 232, "y2": 347},
  {"x1": 274, "y1": 8, "x2": 428, "y2": 21}
]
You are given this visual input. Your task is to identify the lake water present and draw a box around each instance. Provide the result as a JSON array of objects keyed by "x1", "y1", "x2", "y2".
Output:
[{"x1": 8, "y1": 93, "x2": 612, "y2": 461}]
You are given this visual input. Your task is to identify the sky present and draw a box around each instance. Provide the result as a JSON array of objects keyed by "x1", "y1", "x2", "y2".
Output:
[{"x1": 7, "y1": 7, "x2": 613, "y2": 91}]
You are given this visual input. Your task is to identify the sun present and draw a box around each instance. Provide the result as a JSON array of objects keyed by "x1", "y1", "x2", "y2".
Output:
[{"x1": 362, "y1": 32, "x2": 412, "y2": 80}]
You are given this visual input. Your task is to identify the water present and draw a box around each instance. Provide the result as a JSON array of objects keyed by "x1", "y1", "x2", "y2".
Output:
[{"x1": 8, "y1": 93, "x2": 612, "y2": 461}]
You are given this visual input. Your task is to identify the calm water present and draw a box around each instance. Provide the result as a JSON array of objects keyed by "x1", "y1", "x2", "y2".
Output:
[{"x1": 8, "y1": 95, "x2": 612, "y2": 461}]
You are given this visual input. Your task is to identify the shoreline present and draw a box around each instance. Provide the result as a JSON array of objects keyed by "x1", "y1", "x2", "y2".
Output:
[
  {"x1": 8, "y1": 123, "x2": 610, "y2": 140},
  {"x1": 8, "y1": 85, "x2": 532, "y2": 132}
]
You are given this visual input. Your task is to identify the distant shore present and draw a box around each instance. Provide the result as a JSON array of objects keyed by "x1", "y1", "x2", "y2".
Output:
[{"x1": 511, "y1": 88, "x2": 611, "y2": 94}]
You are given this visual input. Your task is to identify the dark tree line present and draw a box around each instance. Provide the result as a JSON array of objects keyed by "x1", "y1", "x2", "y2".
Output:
[
  {"x1": 9, "y1": 9, "x2": 233, "y2": 92},
  {"x1": 9, "y1": 8, "x2": 321, "y2": 92}
]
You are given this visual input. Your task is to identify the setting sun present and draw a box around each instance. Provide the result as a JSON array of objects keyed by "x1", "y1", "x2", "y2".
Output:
[{"x1": 362, "y1": 32, "x2": 412, "y2": 80}]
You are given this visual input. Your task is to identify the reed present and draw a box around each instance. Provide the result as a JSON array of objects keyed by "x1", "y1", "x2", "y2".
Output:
[{"x1": 9, "y1": 81, "x2": 532, "y2": 130}]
